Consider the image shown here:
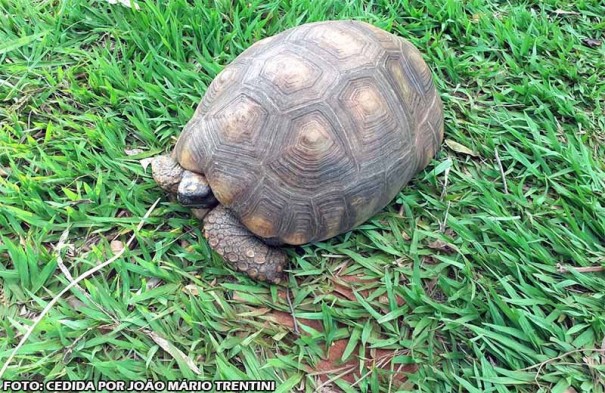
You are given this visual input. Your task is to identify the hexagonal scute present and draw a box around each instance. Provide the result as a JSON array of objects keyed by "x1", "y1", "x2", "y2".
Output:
[
  {"x1": 260, "y1": 51, "x2": 322, "y2": 95},
  {"x1": 399, "y1": 40, "x2": 435, "y2": 94},
  {"x1": 239, "y1": 191, "x2": 290, "y2": 240},
  {"x1": 207, "y1": 93, "x2": 268, "y2": 149},
  {"x1": 382, "y1": 51, "x2": 431, "y2": 116},
  {"x1": 383, "y1": 54, "x2": 418, "y2": 111},
  {"x1": 344, "y1": 173, "x2": 386, "y2": 227},
  {"x1": 381, "y1": 50, "x2": 443, "y2": 170},
  {"x1": 296, "y1": 22, "x2": 382, "y2": 70},
  {"x1": 384, "y1": 148, "x2": 417, "y2": 203},
  {"x1": 276, "y1": 199, "x2": 318, "y2": 245},
  {"x1": 344, "y1": 78, "x2": 389, "y2": 121},
  {"x1": 305, "y1": 22, "x2": 367, "y2": 59},
  {"x1": 206, "y1": 158, "x2": 261, "y2": 207},
  {"x1": 175, "y1": 118, "x2": 214, "y2": 172},
  {"x1": 313, "y1": 192, "x2": 351, "y2": 241},
  {"x1": 338, "y1": 77, "x2": 405, "y2": 161},
  {"x1": 245, "y1": 44, "x2": 339, "y2": 111},
  {"x1": 414, "y1": 94, "x2": 444, "y2": 169},
  {"x1": 355, "y1": 21, "x2": 402, "y2": 51},
  {"x1": 197, "y1": 63, "x2": 247, "y2": 115},
  {"x1": 265, "y1": 110, "x2": 356, "y2": 193}
]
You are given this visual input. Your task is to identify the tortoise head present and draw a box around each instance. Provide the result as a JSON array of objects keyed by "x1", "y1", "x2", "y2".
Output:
[{"x1": 151, "y1": 154, "x2": 219, "y2": 209}]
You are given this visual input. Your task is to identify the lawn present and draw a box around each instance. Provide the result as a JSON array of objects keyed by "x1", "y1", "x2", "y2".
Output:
[{"x1": 1, "y1": 0, "x2": 604, "y2": 391}]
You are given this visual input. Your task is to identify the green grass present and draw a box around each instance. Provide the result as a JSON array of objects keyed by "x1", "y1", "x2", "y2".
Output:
[{"x1": 1, "y1": 0, "x2": 604, "y2": 391}]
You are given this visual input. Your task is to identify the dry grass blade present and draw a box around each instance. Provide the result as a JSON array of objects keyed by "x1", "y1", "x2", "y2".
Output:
[
  {"x1": 445, "y1": 139, "x2": 478, "y2": 157},
  {"x1": 311, "y1": 364, "x2": 357, "y2": 392},
  {"x1": 494, "y1": 147, "x2": 509, "y2": 194},
  {"x1": 520, "y1": 348, "x2": 605, "y2": 383},
  {"x1": 144, "y1": 330, "x2": 201, "y2": 375},
  {"x1": 106, "y1": 0, "x2": 140, "y2": 11},
  {"x1": 0, "y1": 198, "x2": 161, "y2": 379},
  {"x1": 54, "y1": 229, "x2": 118, "y2": 323},
  {"x1": 552, "y1": 9, "x2": 580, "y2": 15},
  {"x1": 286, "y1": 288, "x2": 300, "y2": 336},
  {"x1": 2, "y1": 0, "x2": 605, "y2": 390},
  {"x1": 582, "y1": 38, "x2": 602, "y2": 48},
  {"x1": 557, "y1": 263, "x2": 605, "y2": 273}
]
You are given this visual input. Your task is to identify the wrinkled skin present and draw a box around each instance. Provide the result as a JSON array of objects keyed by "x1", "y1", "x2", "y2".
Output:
[{"x1": 151, "y1": 154, "x2": 287, "y2": 284}]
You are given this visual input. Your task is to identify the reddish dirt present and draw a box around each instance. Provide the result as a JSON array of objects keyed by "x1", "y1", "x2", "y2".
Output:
[{"x1": 236, "y1": 274, "x2": 415, "y2": 389}]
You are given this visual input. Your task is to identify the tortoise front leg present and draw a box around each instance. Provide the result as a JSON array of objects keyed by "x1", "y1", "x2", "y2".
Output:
[{"x1": 203, "y1": 205, "x2": 287, "y2": 284}]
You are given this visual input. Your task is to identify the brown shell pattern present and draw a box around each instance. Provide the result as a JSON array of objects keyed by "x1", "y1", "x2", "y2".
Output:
[{"x1": 174, "y1": 20, "x2": 444, "y2": 245}]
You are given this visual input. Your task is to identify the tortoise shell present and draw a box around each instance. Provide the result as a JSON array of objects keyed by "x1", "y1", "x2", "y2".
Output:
[{"x1": 174, "y1": 20, "x2": 444, "y2": 245}]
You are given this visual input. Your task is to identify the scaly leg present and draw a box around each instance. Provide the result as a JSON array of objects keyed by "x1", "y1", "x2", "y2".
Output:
[{"x1": 203, "y1": 205, "x2": 287, "y2": 284}]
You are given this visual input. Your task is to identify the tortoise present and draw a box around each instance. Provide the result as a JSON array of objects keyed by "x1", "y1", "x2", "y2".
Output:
[{"x1": 151, "y1": 20, "x2": 444, "y2": 284}]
